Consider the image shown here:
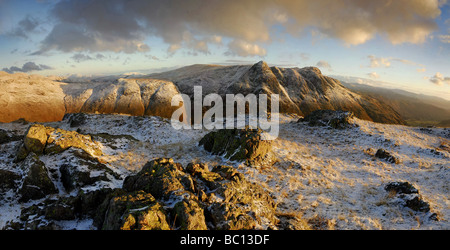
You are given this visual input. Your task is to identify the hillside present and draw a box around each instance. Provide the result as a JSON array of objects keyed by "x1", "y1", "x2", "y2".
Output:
[
  {"x1": 0, "y1": 112, "x2": 448, "y2": 230},
  {"x1": 0, "y1": 72, "x2": 183, "y2": 123},
  {"x1": 147, "y1": 61, "x2": 405, "y2": 125},
  {"x1": 340, "y1": 81, "x2": 450, "y2": 127},
  {"x1": 0, "y1": 63, "x2": 405, "y2": 125}
]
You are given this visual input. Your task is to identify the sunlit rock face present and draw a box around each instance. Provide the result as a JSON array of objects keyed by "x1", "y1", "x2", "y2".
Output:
[{"x1": 0, "y1": 72, "x2": 184, "y2": 123}]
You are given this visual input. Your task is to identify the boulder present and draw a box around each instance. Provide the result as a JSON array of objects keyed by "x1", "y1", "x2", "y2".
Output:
[
  {"x1": 59, "y1": 148, "x2": 120, "y2": 192},
  {"x1": 19, "y1": 154, "x2": 57, "y2": 202},
  {"x1": 45, "y1": 128, "x2": 102, "y2": 156},
  {"x1": 23, "y1": 124, "x2": 50, "y2": 154},
  {"x1": 18, "y1": 124, "x2": 103, "y2": 161},
  {"x1": 123, "y1": 158, "x2": 195, "y2": 199},
  {"x1": 198, "y1": 127, "x2": 275, "y2": 166},
  {"x1": 384, "y1": 181, "x2": 436, "y2": 218},
  {"x1": 102, "y1": 190, "x2": 171, "y2": 230},
  {"x1": 375, "y1": 149, "x2": 400, "y2": 164},
  {"x1": 205, "y1": 165, "x2": 279, "y2": 229},
  {"x1": 172, "y1": 199, "x2": 208, "y2": 230},
  {"x1": 299, "y1": 110, "x2": 355, "y2": 129},
  {"x1": 385, "y1": 181, "x2": 418, "y2": 194}
]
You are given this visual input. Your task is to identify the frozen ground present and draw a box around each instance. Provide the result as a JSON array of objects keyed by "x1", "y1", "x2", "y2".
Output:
[{"x1": 1, "y1": 113, "x2": 449, "y2": 229}]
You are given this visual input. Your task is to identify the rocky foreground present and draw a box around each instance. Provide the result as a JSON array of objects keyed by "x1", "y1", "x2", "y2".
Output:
[{"x1": 0, "y1": 111, "x2": 449, "y2": 230}]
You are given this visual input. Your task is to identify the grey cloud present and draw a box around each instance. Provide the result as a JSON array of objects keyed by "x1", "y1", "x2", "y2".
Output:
[
  {"x1": 71, "y1": 53, "x2": 106, "y2": 63},
  {"x1": 8, "y1": 15, "x2": 40, "y2": 39},
  {"x1": 32, "y1": 0, "x2": 444, "y2": 55},
  {"x1": 430, "y1": 72, "x2": 450, "y2": 86},
  {"x1": 2, "y1": 62, "x2": 54, "y2": 73}
]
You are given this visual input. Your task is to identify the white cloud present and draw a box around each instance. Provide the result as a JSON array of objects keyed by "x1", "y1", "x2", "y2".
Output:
[
  {"x1": 417, "y1": 68, "x2": 427, "y2": 73},
  {"x1": 316, "y1": 60, "x2": 332, "y2": 71},
  {"x1": 367, "y1": 72, "x2": 380, "y2": 79},
  {"x1": 429, "y1": 72, "x2": 450, "y2": 86},
  {"x1": 225, "y1": 39, "x2": 267, "y2": 57},
  {"x1": 368, "y1": 55, "x2": 427, "y2": 71},
  {"x1": 438, "y1": 35, "x2": 450, "y2": 43},
  {"x1": 368, "y1": 55, "x2": 391, "y2": 68}
]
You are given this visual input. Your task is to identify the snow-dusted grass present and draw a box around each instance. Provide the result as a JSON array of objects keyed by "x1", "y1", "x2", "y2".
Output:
[
  {"x1": 241, "y1": 116, "x2": 449, "y2": 229},
  {"x1": 0, "y1": 113, "x2": 448, "y2": 230}
]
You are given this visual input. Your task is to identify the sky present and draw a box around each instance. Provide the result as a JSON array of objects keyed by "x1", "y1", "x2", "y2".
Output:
[{"x1": 0, "y1": 0, "x2": 449, "y2": 100}]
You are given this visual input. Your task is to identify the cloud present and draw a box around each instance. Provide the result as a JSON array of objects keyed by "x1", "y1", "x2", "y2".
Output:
[
  {"x1": 7, "y1": 15, "x2": 41, "y2": 39},
  {"x1": 368, "y1": 55, "x2": 391, "y2": 68},
  {"x1": 2, "y1": 62, "x2": 53, "y2": 73},
  {"x1": 417, "y1": 68, "x2": 427, "y2": 73},
  {"x1": 367, "y1": 72, "x2": 380, "y2": 79},
  {"x1": 429, "y1": 72, "x2": 450, "y2": 85},
  {"x1": 368, "y1": 55, "x2": 426, "y2": 70},
  {"x1": 30, "y1": 0, "x2": 443, "y2": 55},
  {"x1": 438, "y1": 35, "x2": 450, "y2": 43},
  {"x1": 316, "y1": 60, "x2": 332, "y2": 71},
  {"x1": 145, "y1": 54, "x2": 161, "y2": 61},
  {"x1": 32, "y1": 22, "x2": 150, "y2": 55},
  {"x1": 225, "y1": 39, "x2": 267, "y2": 57},
  {"x1": 71, "y1": 53, "x2": 106, "y2": 63}
]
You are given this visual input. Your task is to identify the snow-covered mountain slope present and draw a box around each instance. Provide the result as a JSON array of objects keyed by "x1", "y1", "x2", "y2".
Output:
[
  {"x1": 0, "y1": 113, "x2": 448, "y2": 229},
  {"x1": 0, "y1": 61, "x2": 404, "y2": 125},
  {"x1": 146, "y1": 61, "x2": 405, "y2": 125}
]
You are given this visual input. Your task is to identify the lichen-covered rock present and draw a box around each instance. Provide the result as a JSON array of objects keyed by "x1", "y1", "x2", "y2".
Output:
[
  {"x1": 59, "y1": 148, "x2": 119, "y2": 192},
  {"x1": 45, "y1": 128, "x2": 102, "y2": 156},
  {"x1": 123, "y1": 158, "x2": 195, "y2": 199},
  {"x1": 18, "y1": 124, "x2": 103, "y2": 162},
  {"x1": 205, "y1": 165, "x2": 279, "y2": 229},
  {"x1": 19, "y1": 153, "x2": 57, "y2": 202},
  {"x1": 23, "y1": 124, "x2": 50, "y2": 154},
  {"x1": 198, "y1": 127, "x2": 275, "y2": 166},
  {"x1": 299, "y1": 110, "x2": 355, "y2": 129},
  {"x1": 121, "y1": 158, "x2": 278, "y2": 230},
  {"x1": 172, "y1": 199, "x2": 208, "y2": 230},
  {"x1": 102, "y1": 191, "x2": 170, "y2": 230}
]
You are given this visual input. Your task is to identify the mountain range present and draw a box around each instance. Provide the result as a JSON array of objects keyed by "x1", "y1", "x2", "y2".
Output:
[
  {"x1": 146, "y1": 61, "x2": 404, "y2": 124},
  {"x1": 3, "y1": 61, "x2": 449, "y2": 127},
  {"x1": 338, "y1": 80, "x2": 450, "y2": 127}
]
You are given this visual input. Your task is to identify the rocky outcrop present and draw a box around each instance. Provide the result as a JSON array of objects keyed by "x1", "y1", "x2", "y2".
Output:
[
  {"x1": 102, "y1": 191, "x2": 171, "y2": 230},
  {"x1": 18, "y1": 124, "x2": 102, "y2": 162},
  {"x1": 298, "y1": 109, "x2": 356, "y2": 129},
  {"x1": 59, "y1": 148, "x2": 120, "y2": 192},
  {"x1": 121, "y1": 158, "x2": 279, "y2": 230},
  {"x1": 375, "y1": 149, "x2": 400, "y2": 164},
  {"x1": 19, "y1": 153, "x2": 57, "y2": 202},
  {"x1": 3, "y1": 157, "x2": 279, "y2": 230},
  {"x1": 384, "y1": 182, "x2": 436, "y2": 219},
  {"x1": 199, "y1": 127, "x2": 276, "y2": 165}
]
